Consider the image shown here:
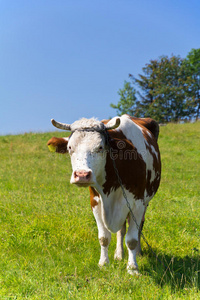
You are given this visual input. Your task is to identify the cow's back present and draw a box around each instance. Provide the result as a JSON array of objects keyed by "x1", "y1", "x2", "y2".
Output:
[{"x1": 129, "y1": 116, "x2": 159, "y2": 141}]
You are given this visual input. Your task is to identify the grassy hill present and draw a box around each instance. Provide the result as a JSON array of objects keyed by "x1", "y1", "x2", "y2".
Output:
[{"x1": 0, "y1": 122, "x2": 199, "y2": 299}]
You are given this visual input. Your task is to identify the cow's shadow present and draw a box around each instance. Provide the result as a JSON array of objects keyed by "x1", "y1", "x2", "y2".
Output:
[{"x1": 140, "y1": 249, "x2": 200, "y2": 291}]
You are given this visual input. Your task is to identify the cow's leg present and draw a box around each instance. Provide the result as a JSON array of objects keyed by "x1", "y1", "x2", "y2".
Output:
[
  {"x1": 135, "y1": 207, "x2": 147, "y2": 256},
  {"x1": 125, "y1": 203, "x2": 144, "y2": 275},
  {"x1": 92, "y1": 201, "x2": 111, "y2": 266},
  {"x1": 114, "y1": 221, "x2": 126, "y2": 261},
  {"x1": 135, "y1": 218, "x2": 144, "y2": 256}
]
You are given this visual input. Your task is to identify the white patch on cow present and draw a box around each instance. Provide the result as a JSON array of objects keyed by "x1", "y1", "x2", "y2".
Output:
[
  {"x1": 150, "y1": 144, "x2": 159, "y2": 160},
  {"x1": 115, "y1": 115, "x2": 147, "y2": 161},
  {"x1": 144, "y1": 189, "x2": 153, "y2": 204},
  {"x1": 100, "y1": 188, "x2": 130, "y2": 233},
  {"x1": 97, "y1": 187, "x2": 145, "y2": 233},
  {"x1": 147, "y1": 131, "x2": 152, "y2": 138},
  {"x1": 144, "y1": 189, "x2": 151, "y2": 202},
  {"x1": 142, "y1": 128, "x2": 152, "y2": 139},
  {"x1": 93, "y1": 196, "x2": 100, "y2": 203},
  {"x1": 144, "y1": 140, "x2": 157, "y2": 179},
  {"x1": 147, "y1": 157, "x2": 156, "y2": 181},
  {"x1": 67, "y1": 120, "x2": 107, "y2": 186},
  {"x1": 71, "y1": 117, "x2": 105, "y2": 132}
]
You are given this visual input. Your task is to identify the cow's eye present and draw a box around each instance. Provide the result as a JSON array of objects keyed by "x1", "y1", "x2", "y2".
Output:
[
  {"x1": 68, "y1": 146, "x2": 74, "y2": 154},
  {"x1": 97, "y1": 146, "x2": 103, "y2": 152}
]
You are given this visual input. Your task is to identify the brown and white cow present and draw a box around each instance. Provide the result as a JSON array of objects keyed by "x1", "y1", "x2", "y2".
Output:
[{"x1": 47, "y1": 114, "x2": 161, "y2": 275}]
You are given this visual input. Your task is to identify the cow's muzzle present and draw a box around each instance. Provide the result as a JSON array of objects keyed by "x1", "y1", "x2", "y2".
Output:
[{"x1": 72, "y1": 170, "x2": 93, "y2": 186}]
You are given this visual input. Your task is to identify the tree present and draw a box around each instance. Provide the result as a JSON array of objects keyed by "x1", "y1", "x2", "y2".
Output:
[
  {"x1": 134, "y1": 55, "x2": 194, "y2": 122},
  {"x1": 110, "y1": 81, "x2": 137, "y2": 116},
  {"x1": 129, "y1": 61, "x2": 158, "y2": 118},
  {"x1": 184, "y1": 48, "x2": 200, "y2": 120},
  {"x1": 110, "y1": 49, "x2": 199, "y2": 122}
]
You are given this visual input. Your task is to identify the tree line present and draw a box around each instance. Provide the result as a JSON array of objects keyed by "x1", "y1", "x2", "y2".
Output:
[{"x1": 110, "y1": 48, "x2": 200, "y2": 123}]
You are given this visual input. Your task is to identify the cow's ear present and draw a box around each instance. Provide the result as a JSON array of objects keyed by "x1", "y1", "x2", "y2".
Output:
[{"x1": 47, "y1": 137, "x2": 68, "y2": 154}]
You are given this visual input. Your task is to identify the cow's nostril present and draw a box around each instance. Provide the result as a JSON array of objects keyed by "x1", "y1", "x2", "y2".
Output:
[{"x1": 86, "y1": 172, "x2": 91, "y2": 180}]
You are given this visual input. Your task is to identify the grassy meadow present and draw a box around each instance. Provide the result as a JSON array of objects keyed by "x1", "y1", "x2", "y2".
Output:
[{"x1": 0, "y1": 122, "x2": 200, "y2": 299}]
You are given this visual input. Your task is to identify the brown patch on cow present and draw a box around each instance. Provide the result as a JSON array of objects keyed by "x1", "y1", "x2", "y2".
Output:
[
  {"x1": 99, "y1": 237, "x2": 109, "y2": 247},
  {"x1": 89, "y1": 186, "x2": 99, "y2": 209},
  {"x1": 47, "y1": 137, "x2": 68, "y2": 154},
  {"x1": 127, "y1": 239, "x2": 138, "y2": 250},
  {"x1": 103, "y1": 129, "x2": 147, "y2": 199}
]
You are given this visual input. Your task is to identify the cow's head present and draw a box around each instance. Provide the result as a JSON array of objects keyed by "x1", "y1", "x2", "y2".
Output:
[{"x1": 48, "y1": 117, "x2": 120, "y2": 188}]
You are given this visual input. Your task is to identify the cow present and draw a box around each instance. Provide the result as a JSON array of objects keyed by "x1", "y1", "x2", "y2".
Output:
[{"x1": 47, "y1": 114, "x2": 161, "y2": 275}]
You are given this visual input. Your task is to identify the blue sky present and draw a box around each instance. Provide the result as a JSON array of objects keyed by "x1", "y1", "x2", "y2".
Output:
[{"x1": 1, "y1": 0, "x2": 200, "y2": 135}]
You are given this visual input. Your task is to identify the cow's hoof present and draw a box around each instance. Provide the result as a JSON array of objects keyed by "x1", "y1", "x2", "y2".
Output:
[
  {"x1": 127, "y1": 265, "x2": 140, "y2": 276},
  {"x1": 127, "y1": 268, "x2": 140, "y2": 276},
  {"x1": 98, "y1": 259, "x2": 109, "y2": 267},
  {"x1": 114, "y1": 250, "x2": 124, "y2": 261}
]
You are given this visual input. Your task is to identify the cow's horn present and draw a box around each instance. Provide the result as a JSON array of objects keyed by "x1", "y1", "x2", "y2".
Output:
[
  {"x1": 51, "y1": 119, "x2": 71, "y2": 131},
  {"x1": 105, "y1": 118, "x2": 120, "y2": 130}
]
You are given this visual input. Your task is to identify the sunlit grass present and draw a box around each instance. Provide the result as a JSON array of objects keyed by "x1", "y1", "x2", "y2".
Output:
[{"x1": 0, "y1": 122, "x2": 199, "y2": 299}]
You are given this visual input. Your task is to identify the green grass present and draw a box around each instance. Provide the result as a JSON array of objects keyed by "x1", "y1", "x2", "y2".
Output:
[{"x1": 0, "y1": 122, "x2": 200, "y2": 299}]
